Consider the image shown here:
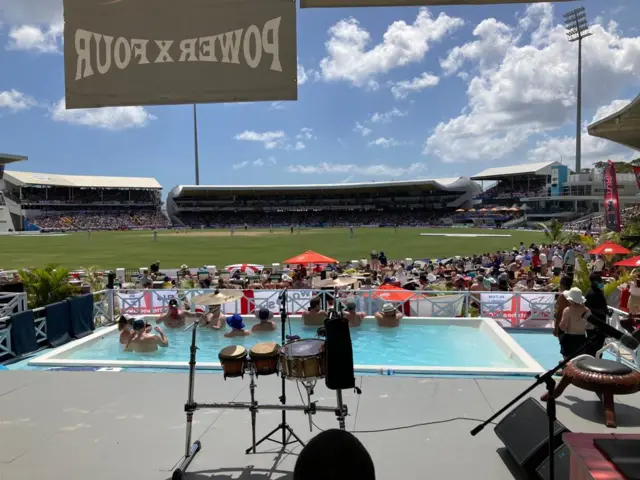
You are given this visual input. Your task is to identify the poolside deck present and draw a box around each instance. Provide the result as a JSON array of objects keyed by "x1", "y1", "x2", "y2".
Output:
[{"x1": 1, "y1": 371, "x2": 640, "y2": 479}]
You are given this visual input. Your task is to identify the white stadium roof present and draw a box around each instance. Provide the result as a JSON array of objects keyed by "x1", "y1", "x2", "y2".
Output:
[
  {"x1": 169, "y1": 177, "x2": 478, "y2": 197},
  {"x1": 471, "y1": 161, "x2": 563, "y2": 181},
  {"x1": 3, "y1": 171, "x2": 162, "y2": 189},
  {"x1": 588, "y1": 93, "x2": 640, "y2": 151}
]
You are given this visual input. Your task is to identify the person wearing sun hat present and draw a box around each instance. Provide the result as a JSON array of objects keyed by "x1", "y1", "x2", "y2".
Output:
[
  {"x1": 557, "y1": 286, "x2": 590, "y2": 360},
  {"x1": 375, "y1": 303, "x2": 402, "y2": 328},
  {"x1": 224, "y1": 313, "x2": 251, "y2": 338}
]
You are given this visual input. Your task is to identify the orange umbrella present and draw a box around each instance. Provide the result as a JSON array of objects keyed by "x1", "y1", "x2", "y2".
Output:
[
  {"x1": 589, "y1": 242, "x2": 631, "y2": 256},
  {"x1": 371, "y1": 284, "x2": 420, "y2": 302},
  {"x1": 284, "y1": 250, "x2": 338, "y2": 265},
  {"x1": 615, "y1": 256, "x2": 640, "y2": 267}
]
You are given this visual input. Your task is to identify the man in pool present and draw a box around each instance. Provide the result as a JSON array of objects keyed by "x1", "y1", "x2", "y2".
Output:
[
  {"x1": 204, "y1": 305, "x2": 226, "y2": 330},
  {"x1": 343, "y1": 301, "x2": 365, "y2": 327},
  {"x1": 157, "y1": 298, "x2": 198, "y2": 329},
  {"x1": 224, "y1": 313, "x2": 251, "y2": 338},
  {"x1": 375, "y1": 303, "x2": 403, "y2": 328},
  {"x1": 125, "y1": 319, "x2": 169, "y2": 352},
  {"x1": 252, "y1": 307, "x2": 276, "y2": 332},
  {"x1": 303, "y1": 297, "x2": 327, "y2": 326}
]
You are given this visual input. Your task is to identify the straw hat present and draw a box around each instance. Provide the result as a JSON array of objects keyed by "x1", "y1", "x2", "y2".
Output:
[
  {"x1": 381, "y1": 303, "x2": 396, "y2": 314},
  {"x1": 563, "y1": 287, "x2": 586, "y2": 305}
]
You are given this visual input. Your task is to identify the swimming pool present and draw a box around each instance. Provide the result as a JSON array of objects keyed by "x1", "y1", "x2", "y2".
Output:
[{"x1": 29, "y1": 316, "x2": 543, "y2": 376}]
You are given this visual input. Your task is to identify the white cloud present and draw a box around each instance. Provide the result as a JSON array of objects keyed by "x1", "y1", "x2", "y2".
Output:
[
  {"x1": 390, "y1": 72, "x2": 439, "y2": 99},
  {"x1": 296, "y1": 127, "x2": 316, "y2": 141},
  {"x1": 270, "y1": 102, "x2": 286, "y2": 110},
  {"x1": 51, "y1": 99, "x2": 155, "y2": 130},
  {"x1": 287, "y1": 162, "x2": 426, "y2": 178},
  {"x1": 425, "y1": 5, "x2": 640, "y2": 163},
  {"x1": 298, "y1": 64, "x2": 309, "y2": 85},
  {"x1": 368, "y1": 137, "x2": 407, "y2": 148},
  {"x1": 528, "y1": 99, "x2": 637, "y2": 167},
  {"x1": 233, "y1": 161, "x2": 249, "y2": 169},
  {"x1": 288, "y1": 141, "x2": 306, "y2": 151},
  {"x1": 319, "y1": 8, "x2": 464, "y2": 88},
  {"x1": 234, "y1": 130, "x2": 286, "y2": 149},
  {"x1": 354, "y1": 122, "x2": 372, "y2": 137},
  {"x1": 0, "y1": 1, "x2": 63, "y2": 25},
  {"x1": 0, "y1": 89, "x2": 37, "y2": 111},
  {"x1": 7, "y1": 22, "x2": 62, "y2": 53},
  {"x1": 370, "y1": 108, "x2": 406, "y2": 123}
]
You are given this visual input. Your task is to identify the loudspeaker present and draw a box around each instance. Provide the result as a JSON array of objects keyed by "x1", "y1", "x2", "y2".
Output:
[
  {"x1": 324, "y1": 316, "x2": 355, "y2": 390},
  {"x1": 494, "y1": 398, "x2": 569, "y2": 475},
  {"x1": 536, "y1": 444, "x2": 570, "y2": 480}
]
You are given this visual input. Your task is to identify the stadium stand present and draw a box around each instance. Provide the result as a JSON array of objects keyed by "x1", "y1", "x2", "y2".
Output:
[
  {"x1": 0, "y1": 154, "x2": 28, "y2": 233},
  {"x1": 588, "y1": 94, "x2": 640, "y2": 151},
  {"x1": 166, "y1": 178, "x2": 481, "y2": 228},
  {"x1": 0, "y1": 169, "x2": 167, "y2": 232}
]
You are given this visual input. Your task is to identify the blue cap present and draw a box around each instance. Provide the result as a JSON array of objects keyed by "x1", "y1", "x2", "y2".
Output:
[
  {"x1": 226, "y1": 313, "x2": 245, "y2": 330},
  {"x1": 132, "y1": 319, "x2": 146, "y2": 330}
]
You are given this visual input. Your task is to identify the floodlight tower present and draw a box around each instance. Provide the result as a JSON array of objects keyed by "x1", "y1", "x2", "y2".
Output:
[{"x1": 564, "y1": 6, "x2": 592, "y2": 174}]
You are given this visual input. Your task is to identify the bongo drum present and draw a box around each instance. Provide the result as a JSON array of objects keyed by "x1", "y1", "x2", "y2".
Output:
[
  {"x1": 249, "y1": 342, "x2": 280, "y2": 376},
  {"x1": 280, "y1": 339, "x2": 326, "y2": 380},
  {"x1": 218, "y1": 345, "x2": 247, "y2": 379}
]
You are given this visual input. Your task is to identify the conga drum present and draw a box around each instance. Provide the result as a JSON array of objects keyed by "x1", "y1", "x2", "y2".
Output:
[
  {"x1": 218, "y1": 345, "x2": 247, "y2": 380},
  {"x1": 249, "y1": 342, "x2": 280, "y2": 376}
]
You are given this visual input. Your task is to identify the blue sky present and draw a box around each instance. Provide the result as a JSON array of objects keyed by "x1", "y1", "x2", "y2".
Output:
[{"x1": 1, "y1": 0, "x2": 639, "y2": 195}]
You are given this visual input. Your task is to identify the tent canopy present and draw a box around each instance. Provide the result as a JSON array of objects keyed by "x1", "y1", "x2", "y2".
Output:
[{"x1": 284, "y1": 250, "x2": 338, "y2": 265}]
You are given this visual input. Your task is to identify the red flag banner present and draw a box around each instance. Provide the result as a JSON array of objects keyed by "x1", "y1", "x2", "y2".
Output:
[
  {"x1": 633, "y1": 166, "x2": 640, "y2": 191},
  {"x1": 604, "y1": 160, "x2": 622, "y2": 232}
]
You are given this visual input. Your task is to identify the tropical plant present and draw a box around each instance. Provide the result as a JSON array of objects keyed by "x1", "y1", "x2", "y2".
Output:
[
  {"x1": 18, "y1": 264, "x2": 77, "y2": 309},
  {"x1": 82, "y1": 265, "x2": 107, "y2": 292},
  {"x1": 538, "y1": 219, "x2": 565, "y2": 243}
]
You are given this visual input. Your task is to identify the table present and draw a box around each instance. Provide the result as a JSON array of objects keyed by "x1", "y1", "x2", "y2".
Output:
[{"x1": 564, "y1": 433, "x2": 640, "y2": 480}]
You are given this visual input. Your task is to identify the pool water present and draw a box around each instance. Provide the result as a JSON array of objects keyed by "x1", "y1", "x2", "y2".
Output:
[
  {"x1": 58, "y1": 320, "x2": 523, "y2": 368},
  {"x1": 509, "y1": 330, "x2": 562, "y2": 370}
]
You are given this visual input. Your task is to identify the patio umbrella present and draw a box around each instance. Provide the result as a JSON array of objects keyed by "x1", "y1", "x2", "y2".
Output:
[
  {"x1": 455, "y1": 208, "x2": 465, "y2": 212},
  {"x1": 615, "y1": 256, "x2": 640, "y2": 268},
  {"x1": 589, "y1": 242, "x2": 631, "y2": 256},
  {"x1": 479, "y1": 208, "x2": 488, "y2": 212},
  {"x1": 371, "y1": 284, "x2": 419, "y2": 302},
  {"x1": 284, "y1": 250, "x2": 338, "y2": 265},
  {"x1": 468, "y1": 208, "x2": 476, "y2": 212},
  {"x1": 226, "y1": 263, "x2": 264, "y2": 275}
]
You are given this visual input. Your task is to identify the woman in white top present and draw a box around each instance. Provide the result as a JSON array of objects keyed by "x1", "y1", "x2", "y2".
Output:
[{"x1": 558, "y1": 287, "x2": 590, "y2": 359}]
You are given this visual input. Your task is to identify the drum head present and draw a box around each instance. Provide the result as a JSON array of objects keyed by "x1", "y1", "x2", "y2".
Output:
[
  {"x1": 219, "y1": 345, "x2": 247, "y2": 360},
  {"x1": 282, "y1": 339, "x2": 325, "y2": 357},
  {"x1": 250, "y1": 342, "x2": 280, "y2": 356}
]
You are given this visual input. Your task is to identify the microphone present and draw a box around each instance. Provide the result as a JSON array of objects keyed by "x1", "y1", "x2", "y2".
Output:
[{"x1": 582, "y1": 311, "x2": 640, "y2": 350}]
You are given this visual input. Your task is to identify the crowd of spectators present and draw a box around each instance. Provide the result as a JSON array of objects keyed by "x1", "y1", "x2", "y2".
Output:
[
  {"x1": 476, "y1": 178, "x2": 547, "y2": 200},
  {"x1": 7, "y1": 187, "x2": 159, "y2": 205},
  {"x1": 177, "y1": 210, "x2": 448, "y2": 228},
  {"x1": 33, "y1": 211, "x2": 170, "y2": 231}
]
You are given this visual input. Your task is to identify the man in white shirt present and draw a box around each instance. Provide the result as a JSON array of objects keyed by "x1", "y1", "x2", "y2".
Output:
[
  {"x1": 552, "y1": 252, "x2": 563, "y2": 276},
  {"x1": 592, "y1": 255, "x2": 605, "y2": 273},
  {"x1": 539, "y1": 251, "x2": 548, "y2": 275}
]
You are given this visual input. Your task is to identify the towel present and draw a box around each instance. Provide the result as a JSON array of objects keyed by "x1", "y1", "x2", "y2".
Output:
[
  {"x1": 69, "y1": 294, "x2": 94, "y2": 339},
  {"x1": 45, "y1": 300, "x2": 72, "y2": 347},
  {"x1": 9, "y1": 310, "x2": 38, "y2": 356}
]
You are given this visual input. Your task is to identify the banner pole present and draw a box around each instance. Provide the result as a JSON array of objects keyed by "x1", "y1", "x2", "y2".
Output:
[{"x1": 193, "y1": 104, "x2": 200, "y2": 186}]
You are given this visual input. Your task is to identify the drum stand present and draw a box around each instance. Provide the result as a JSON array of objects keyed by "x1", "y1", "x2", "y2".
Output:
[{"x1": 245, "y1": 289, "x2": 305, "y2": 454}]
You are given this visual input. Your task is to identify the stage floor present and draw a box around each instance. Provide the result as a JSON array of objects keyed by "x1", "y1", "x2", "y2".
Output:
[{"x1": 1, "y1": 371, "x2": 640, "y2": 479}]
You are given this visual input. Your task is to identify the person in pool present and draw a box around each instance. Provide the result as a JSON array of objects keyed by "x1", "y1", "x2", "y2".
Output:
[
  {"x1": 343, "y1": 301, "x2": 365, "y2": 327},
  {"x1": 118, "y1": 316, "x2": 134, "y2": 345},
  {"x1": 252, "y1": 307, "x2": 276, "y2": 332},
  {"x1": 204, "y1": 305, "x2": 226, "y2": 330},
  {"x1": 224, "y1": 314, "x2": 252, "y2": 338},
  {"x1": 125, "y1": 319, "x2": 169, "y2": 352},
  {"x1": 157, "y1": 298, "x2": 197, "y2": 329},
  {"x1": 303, "y1": 297, "x2": 327, "y2": 326},
  {"x1": 375, "y1": 303, "x2": 402, "y2": 328}
]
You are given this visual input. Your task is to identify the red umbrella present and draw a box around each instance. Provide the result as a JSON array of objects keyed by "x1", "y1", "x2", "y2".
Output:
[
  {"x1": 615, "y1": 256, "x2": 640, "y2": 267},
  {"x1": 283, "y1": 250, "x2": 338, "y2": 265},
  {"x1": 589, "y1": 242, "x2": 631, "y2": 256},
  {"x1": 371, "y1": 284, "x2": 420, "y2": 302}
]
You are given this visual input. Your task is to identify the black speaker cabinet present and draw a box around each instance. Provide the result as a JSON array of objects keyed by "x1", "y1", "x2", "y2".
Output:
[
  {"x1": 536, "y1": 444, "x2": 570, "y2": 480},
  {"x1": 494, "y1": 398, "x2": 569, "y2": 475}
]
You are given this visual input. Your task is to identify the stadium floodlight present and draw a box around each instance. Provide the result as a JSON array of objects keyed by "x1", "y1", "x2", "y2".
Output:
[
  {"x1": 564, "y1": 6, "x2": 592, "y2": 174},
  {"x1": 193, "y1": 104, "x2": 200, "y2": 185}
]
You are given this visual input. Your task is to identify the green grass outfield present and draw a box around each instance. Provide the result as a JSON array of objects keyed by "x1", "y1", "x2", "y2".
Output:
[{"x1": 0, "y1": 228, "x2": 545, "y2": 270}]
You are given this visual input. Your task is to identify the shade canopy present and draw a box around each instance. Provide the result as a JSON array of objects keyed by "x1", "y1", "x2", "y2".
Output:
[
  {"x1": 589, "y1": 242, "x2": 631, "y2": 256},
  {"x1": 371, "y1": 284, "x2": 419, "y2": 302},
  {"x1": 284, "y1": 250, "x2": 338, "y2": 265},
  {"x1": 615, "y1": 256, "x2": 640, "y2": 267}
]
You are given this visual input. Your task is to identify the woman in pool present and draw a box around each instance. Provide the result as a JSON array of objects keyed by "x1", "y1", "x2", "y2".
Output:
[
  {"x1": 375, "y1": 303, "x2": 402, "y2": 328},
  {"x1": 224, "y1": 314, "x2": 252, "y2": 338},
  {"x1": 118, "y1": 316, "x2": 133, "y2": 345}
]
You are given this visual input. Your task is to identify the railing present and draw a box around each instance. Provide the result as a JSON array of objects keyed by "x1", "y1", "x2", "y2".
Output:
[
  {"x1": 0, "y1": 289, "x2": 114, "y2": 361},
  {"x1": 0, "y1": 292, "x2": 27, "y2": 318},
  {"x1": 114, "y1": 288, "x2": 557, "y2": 328},
  {"x1": 599, "y1": 307, "x2": 639, "y2": 369}
]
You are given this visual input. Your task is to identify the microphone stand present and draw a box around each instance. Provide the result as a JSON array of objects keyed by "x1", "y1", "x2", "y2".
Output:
[
  {"x1": 471, "y1": 334, "x2": 603, "y2": 480},
  {"x1": 246, "y1": 288, "x2": 304, "y2": 453}
]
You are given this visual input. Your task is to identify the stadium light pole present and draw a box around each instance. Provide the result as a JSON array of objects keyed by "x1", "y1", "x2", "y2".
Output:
[
  {"x1": 564, "y1": 6, "x2": 592, "y2": 174},
  {"x1": 193, "y1": 104, "x2": 200, "y2": 185}
]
